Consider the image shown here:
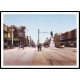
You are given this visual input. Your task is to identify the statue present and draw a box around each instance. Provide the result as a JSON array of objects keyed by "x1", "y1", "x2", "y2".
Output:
[
  {"x1": 50, "y1": 31, "x2": 53, "y2": 37},
  {"x1": 50, "y1": 31, "x2": 55, "y2": 48}
]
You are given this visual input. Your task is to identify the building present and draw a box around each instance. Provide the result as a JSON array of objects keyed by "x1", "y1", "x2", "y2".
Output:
[
  {"x1": 17, "y1": 26, "x2": 26, "y2": 46},
  {"x1": 68, "y1": 29, "x2": 76, "y2": 47},
  {"x1": 25, "y1": 36, "x2": 29, "y2": 47},
  {"x1": 3, "y1": 24, "x2": 26, "y2": 48},
  {"x1": 54, "y1": 29, "x2": 77, "y2": 48},
  {"x1": 43, "y1": 38, "x2": 50, "y2": 47},
  {"x1": 6, "y1": 25, "x2": 20, "y2": 47},
  {"x1": 54, "y1": 33, "x2": 61, "y2": 48},
  {"x1": 3, "y1": 24, "x2": 8, "y2": 48}
]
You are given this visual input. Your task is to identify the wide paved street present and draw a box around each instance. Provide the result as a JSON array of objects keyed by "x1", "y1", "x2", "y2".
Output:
[{"x1": 3, "y1": 47, "x2": 76, "y2": 66}]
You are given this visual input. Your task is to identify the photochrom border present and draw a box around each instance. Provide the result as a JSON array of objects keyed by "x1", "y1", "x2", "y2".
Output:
[{"x1": 1, "y1": 11, "x2": 79, "y2": 69}]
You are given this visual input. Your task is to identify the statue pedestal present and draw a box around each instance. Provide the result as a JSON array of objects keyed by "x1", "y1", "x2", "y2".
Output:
[{"x1": 50, "y1": 37, "x2": 55, "y2": 48}]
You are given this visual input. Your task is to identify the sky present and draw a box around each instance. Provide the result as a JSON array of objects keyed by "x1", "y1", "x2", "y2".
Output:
[{"x1": 3, "y1": 13, "x2": 77, "y2": 44}]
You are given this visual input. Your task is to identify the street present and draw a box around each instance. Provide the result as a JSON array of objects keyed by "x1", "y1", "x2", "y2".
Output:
[{"x1": 3, "y1": 47, "x2": 76, "y2": 66}]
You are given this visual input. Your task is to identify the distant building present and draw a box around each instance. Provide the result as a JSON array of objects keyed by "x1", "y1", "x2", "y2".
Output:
[
  {"x1": 54, "y1": 33, "x2": 61, "y2": 48},
  {"x1": 43, "y1": 38, "x2": 50, "y2": 47},
  {"x1": 17, "y1": 26, "x2": 26, "y2": 45},
  {"x1": 25, "y1": 36, "x2": 29, "y2": 47}
]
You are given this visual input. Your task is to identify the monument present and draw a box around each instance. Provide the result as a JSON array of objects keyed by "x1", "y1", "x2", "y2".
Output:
[{"x1": 50, "y1": 31, "x2": 55, "y2": 48}]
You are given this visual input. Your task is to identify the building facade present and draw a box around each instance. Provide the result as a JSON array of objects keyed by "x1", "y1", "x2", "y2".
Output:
[
  {"x1": 54, "y1": 29, "x2": 76, "y2": 47},
  {"x1": 17, "y1": 26, "x2": 26, "y2": 46},
  {"x1": 3, "y1": 24, "x2": 26, "y2": 48},
  {"x1": 54, "y1": 33, "x2": 61, "y2": 48},
  {"x1": 3, "y1": 24, "x2": 8, "y2": 48}
]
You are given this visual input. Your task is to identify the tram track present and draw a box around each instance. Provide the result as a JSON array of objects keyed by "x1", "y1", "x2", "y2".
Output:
[
  {"x1": 41, "y1": 50, "x2": 62, "y2": 65},
  {"x1": 49, "y1": 48, "x2": 76, "y2": 56},
  {"x1": 41, "y1": 48, "x2": 76, "y2": 65}
]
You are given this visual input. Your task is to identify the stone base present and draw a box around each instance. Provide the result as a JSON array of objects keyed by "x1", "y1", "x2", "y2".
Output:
[
  {"x1": 50, "y1": 37, "x2": 55, "y2": 48},
  {"x1": 50, "y1": 42, "x2": 55, "y2": 48}
]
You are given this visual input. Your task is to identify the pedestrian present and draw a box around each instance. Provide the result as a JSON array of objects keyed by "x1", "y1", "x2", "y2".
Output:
[
  {"x1": 19, "y1": 42, "x2": 24, "y2": 49},
  {"x1": 37, "y1": 43, "x2": 42, "y2": 51},
  {"x1": 37, "y1": 43, "x2": 39, "y2": 51},
  {"x1": 22, "y1": 42, "x2": 24, "y2": 49}
]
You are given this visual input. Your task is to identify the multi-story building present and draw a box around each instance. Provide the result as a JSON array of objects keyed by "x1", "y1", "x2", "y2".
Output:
[
  {"x1": 3, "y1": 24, "x2": 26, "y2": 48},
  {"x1": 54, "y1": 33, "x2": 61, "y2": 48},
  {"x1": 3, "y1": 24, "x2": 8, "y2": 48},
  {"x1": 54, "y1": 29, "x2": 76, "y2": 47},
  {"x1": 6, "y1": 25, "x2": 19, "y2": 47},
  {"x1": 69, "y1": 29, "x2": 76, "y2": 47},
  {"x1": 17, "y1": 26, "x2": 26, "y2": 46},
  {"x1": 43, "y1": 38, "x2": 50, "y2": 47}
]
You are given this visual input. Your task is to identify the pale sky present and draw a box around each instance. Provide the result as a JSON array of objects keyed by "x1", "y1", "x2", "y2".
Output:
[{"x1": 3, "y1": 13, "x2": 77, "y2": 44}]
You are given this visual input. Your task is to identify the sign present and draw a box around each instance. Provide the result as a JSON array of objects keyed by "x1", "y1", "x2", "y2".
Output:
[{"x1": 17, "y1": 29, "x2": 24, "y2": 37}]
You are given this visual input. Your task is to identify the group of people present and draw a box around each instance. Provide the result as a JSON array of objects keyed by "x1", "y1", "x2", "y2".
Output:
[
  {"x1": 37, "y1": 43, "x2": 42, "y2": 51},
  {"x1": 18, "y1": 31, "x2": 53, "y2": 51},
  {"x1": 19, "y1": 42, "x2": 42, "y2": 51}
]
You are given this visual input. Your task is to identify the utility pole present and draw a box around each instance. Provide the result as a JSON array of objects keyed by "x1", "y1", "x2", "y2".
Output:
[
  {"x1": 12, "y1": 26, "x2": 13, "y2": 45},
  {"x1": 11, "y1": 25, "x2": 14, "y2": 48},
  {"x1": 38, "y1": 29, "x2": 40, "y2": 44},
  {"x1": 38, "y1": 29, "x2": 48, "y2": 44}
]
